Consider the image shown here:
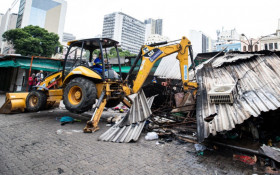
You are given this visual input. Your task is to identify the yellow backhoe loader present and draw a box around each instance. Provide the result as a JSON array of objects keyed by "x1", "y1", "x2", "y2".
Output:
[{"x1": 0, "y1": 36, "x2": 198, "y2": 133}]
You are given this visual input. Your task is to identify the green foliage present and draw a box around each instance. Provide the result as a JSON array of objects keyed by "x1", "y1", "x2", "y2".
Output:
[
  {"x1": 92, "y1": 48, "x2": 135, "y2": 59},
  {"x1": 2, "y1": 25, "x2": 61, "y2": 57}
]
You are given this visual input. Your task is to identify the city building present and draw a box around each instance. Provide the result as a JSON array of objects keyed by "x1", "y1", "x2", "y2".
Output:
[
  {"x1": 102, "y1": 12, "x2": 145, "y2": 54},
  {"x1": 216, "y1": 42, "x2": 241, "y2": 52},
  {"x1": 187, "y1": 30, "x2": 211, "y2": 54},
  {"x1": 16, "y1": 0, "x2": 67, "y2": 42},
  {"x1": 213, "y1": 28, "x2": 241, "y2": 52},
  {"x1": 216, "y1": 28, "x2": 239, "y2": 42},
  {"x1": 144, "y1": 18, "x2": 163, "y2": 41},
  {"x1": 0, "y1": 9, "x2": 18, "y2": 54},
  {"x1": 0, "y1": 13, "x2": 4, "y2": 26},
  {"x1": 145, "y1": 34, "x2": 169, "y2": 45},
  {"x1": 62, "y1": 32, "x2": 76, "y2": 43},
  {"x1": 259, "y1": 19, "x2": 280, "y2": 51}
]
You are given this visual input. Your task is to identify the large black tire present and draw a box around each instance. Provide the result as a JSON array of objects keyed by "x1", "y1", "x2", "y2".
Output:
[
  {"x1": 106, "y1": 99, "x2": 122, "y2": 108},
  {"x1": 26, "y1": 91, "x2": 47, "y2": 112},
  {"x1": 63, "y1": 77, "x2": 97, "y2": 114}
]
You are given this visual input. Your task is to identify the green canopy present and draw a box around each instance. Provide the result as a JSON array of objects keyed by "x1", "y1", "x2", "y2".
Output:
[{"x1": 0, "y1": 58, "x2": 62, "y2": 72}]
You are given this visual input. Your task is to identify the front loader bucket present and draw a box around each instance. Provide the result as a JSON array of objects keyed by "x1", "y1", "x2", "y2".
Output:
[{"x1": 0, "y1": 93, "x2": 28, "y2": 114}]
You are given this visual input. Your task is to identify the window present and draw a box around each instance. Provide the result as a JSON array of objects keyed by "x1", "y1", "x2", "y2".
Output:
[
  {"x1": 255, "y1": 45, "x2": 258, "y2": 51},
  {"x1": 265, "y1": 44, "x2": 268, "y2": 50},
  {"x1": 243, "y1": 46, "x2": 246, "y2": 51},
  {"x1": 275, "y1": 43, "x2": 278, "y2": 50},
  {"x1": 269, "y1": 43, "x2": 273, "y2": 50}
]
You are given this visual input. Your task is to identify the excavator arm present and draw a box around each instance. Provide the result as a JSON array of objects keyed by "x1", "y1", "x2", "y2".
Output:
[{"x1": 131, "y1": 36, "x2": 198, "y2": 94}]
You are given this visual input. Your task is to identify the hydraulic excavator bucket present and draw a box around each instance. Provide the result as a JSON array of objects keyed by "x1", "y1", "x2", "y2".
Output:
[{"x1": 0, "y1": 93, "x2": 28, "y2": 114}]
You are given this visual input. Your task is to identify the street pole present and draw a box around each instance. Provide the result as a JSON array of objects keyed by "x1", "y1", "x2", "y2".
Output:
[{"x1": 250, "y1": 39, "x2": 252, "y2": 52}]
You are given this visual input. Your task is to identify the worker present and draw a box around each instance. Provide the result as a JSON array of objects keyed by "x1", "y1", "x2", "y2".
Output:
[
  {"x1": 28, "y1": 73, "x2": 36, "y2": 92},
  {"x1": 93, "y1": 53, "x2": 107, "y2": 74},
  {"x1": 152, "y1": 77, "x2": 157, "y2": 83}
]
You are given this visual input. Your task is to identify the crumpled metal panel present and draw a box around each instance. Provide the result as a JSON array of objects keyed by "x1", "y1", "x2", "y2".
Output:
[
  {"x1": 211, "y1": 54, "x2": 258, "y2": 68},
  {"x1": 196, "y1": 53, "x2": 280, "y2": 142},
  {"x1": 99, "y1": 90, "x2": 154, "y2": 143}
]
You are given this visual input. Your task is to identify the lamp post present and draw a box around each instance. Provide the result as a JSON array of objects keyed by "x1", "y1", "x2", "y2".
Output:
[
  {"x1": 241, "y1": 34, "x2": 252, "y2": 51},
  {"x1": 240, "y1": 33, "x2": 276, "y2": 52}
]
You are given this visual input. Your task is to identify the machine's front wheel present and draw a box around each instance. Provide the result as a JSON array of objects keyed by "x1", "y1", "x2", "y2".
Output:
[
  {"x1": 63, "y1": 77, "x2": 97, "y2": 113},
  {"x1": 26, "y1": 91, "x2": 47, "y2": 112}
]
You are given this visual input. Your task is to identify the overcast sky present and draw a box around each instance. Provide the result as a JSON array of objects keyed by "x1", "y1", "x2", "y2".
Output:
[{"x1": 1, "y1": 0, "x2": 280, "y2": 40}]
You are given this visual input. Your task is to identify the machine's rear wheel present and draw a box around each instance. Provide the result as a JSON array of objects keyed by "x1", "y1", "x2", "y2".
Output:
[
  {"x1": 26, "y1": 91, "x2": 47, "y2": 112},
  {"x1": 63, "y1": 77, "x2": 97, "y2": 113}
]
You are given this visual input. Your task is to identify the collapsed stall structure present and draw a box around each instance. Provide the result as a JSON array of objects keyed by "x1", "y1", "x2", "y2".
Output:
[
  {"x1": 196, "y1": 51, "x2": 280, "y2": 142},
  {"x1": 154, "y1": 51, "x2": 280, "y2": 143}
]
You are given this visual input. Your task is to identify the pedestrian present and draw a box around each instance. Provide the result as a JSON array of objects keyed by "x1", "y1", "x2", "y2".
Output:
[
  {"x1": 36, "y1": 70, "x2": 44, "y2": 83},
  {"x1": 28, "y1": 73, "x2": 35, "y2": 92}
]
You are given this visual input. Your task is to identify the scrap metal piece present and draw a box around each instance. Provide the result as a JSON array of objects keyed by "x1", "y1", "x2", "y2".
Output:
[
  {"x1": 259, "y1": 145, "x2": 280, "y2": 163},
  {"x1": 99, "y1": 90, "x2": 154, "y2": 143}
]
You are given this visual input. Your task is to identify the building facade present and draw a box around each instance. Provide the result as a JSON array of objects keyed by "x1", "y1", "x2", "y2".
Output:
[
  {"x1": 145, "y1": 34, "x2": 169, "y2": 45},
  {"x1": 187, "y1": 30, "x2": 211, "y2": 54},
  {"x1": 144, "y1": 18, "x2": 163, "y2": 41},
  {"x1": 216, "y1": 28, "x2": 239, "y2": 42},
  {"x1": 216, "y1": 42, "x2": 241, "y2": 52},
  {"x1": 259, "y1": 19, "x2": 280, "y2": 51},
  {"x1": 0, "y1": 13, "x2": 4, "y2": 26},
  {"x1": 0, "y1": 9, "x2": 18, "y2": 54},
  {"x1": 62, "y1": 32, "x2": 76, "y2": 43},
  {"x1": 240, "y1": 38, "x2": 260, "y2": 52},
  {"x1": 16, "y1": 0, "x2": 67, "y2": 42},
  {"x1": 102, "y1": 12, "x2": 145, "y2": 54}
]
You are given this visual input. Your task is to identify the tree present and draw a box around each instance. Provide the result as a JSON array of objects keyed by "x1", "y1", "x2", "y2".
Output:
[{"x1": 2, "y1": 25, "x2": 62, "y2": 57}]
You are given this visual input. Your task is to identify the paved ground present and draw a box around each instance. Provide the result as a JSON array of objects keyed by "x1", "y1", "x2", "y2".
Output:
[{"x1": 0, "y1": 102, "x2": 256, "y2": 174}]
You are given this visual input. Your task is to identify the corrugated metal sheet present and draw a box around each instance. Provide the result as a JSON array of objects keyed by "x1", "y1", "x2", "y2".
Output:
[
  {"x1": 154, "y1": 52, "x2": 198, "y2": 79},
  {"x1": 196, "y1": 52, "x2": 280, "y2": 142},
  {"x1": 154, "y1": 54, "x2": 181, "y2": 79},
  {"x1": 99, "y1": 90, "x2": 154, "y2": 143}
]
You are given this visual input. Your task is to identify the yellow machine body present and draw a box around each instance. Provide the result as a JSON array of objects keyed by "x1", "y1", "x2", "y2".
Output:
[
  {"x1": 63, "y1": 66, "x2": 102, "y2": 85},
  {"x1": 1, "y1": 36, "x2": 198, "y2": 134},
  {"x1": 133, "y1": 36, "x2": 198, "y2": 93},
  {"x1": 84, "y1": 36, "x2": 198, "y2": 132},
  {"x1": 0, "y1": 93, "x2": 28, "y2": 113},
  {"x1": 0, "y1": 71, "x2": 64, "y2": 113}
]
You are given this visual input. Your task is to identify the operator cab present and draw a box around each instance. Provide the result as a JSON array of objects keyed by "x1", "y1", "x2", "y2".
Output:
[{"x1": 63, "y1": 38, "x2": 122, "y2": 80}]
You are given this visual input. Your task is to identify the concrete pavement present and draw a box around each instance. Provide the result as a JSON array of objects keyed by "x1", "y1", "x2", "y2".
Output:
[{"x1": 0, "y1": 108, "x2": 254, "y2": 175}]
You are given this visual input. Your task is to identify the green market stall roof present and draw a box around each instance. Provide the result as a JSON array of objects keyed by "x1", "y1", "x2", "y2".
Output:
[{"x1": 0, "y1": 55, "x2": 63, "y2": 72}]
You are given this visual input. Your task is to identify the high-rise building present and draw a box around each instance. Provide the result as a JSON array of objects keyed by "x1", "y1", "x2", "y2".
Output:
[
  {"x1": 187, "y1": 30, "x2": 211, "y2": 54},
  {"x1": 0, "y1": 13, "x2": 4, "y2": 26},
  {"x1": 16, "y1": 0, "x2": 67, "y2": 42},
  {"x1": 102, "y1": 12, "x2": 145, "y2": 54},
  {"x1": 62, "y1": 32, "x2": 76, "y2": 43},
  {"x1": 144, "y1": 18, "x2": 162, "y2": 41},
  {"x1": 0, "y1": 9, "x2": 18, "y2": 54}
]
